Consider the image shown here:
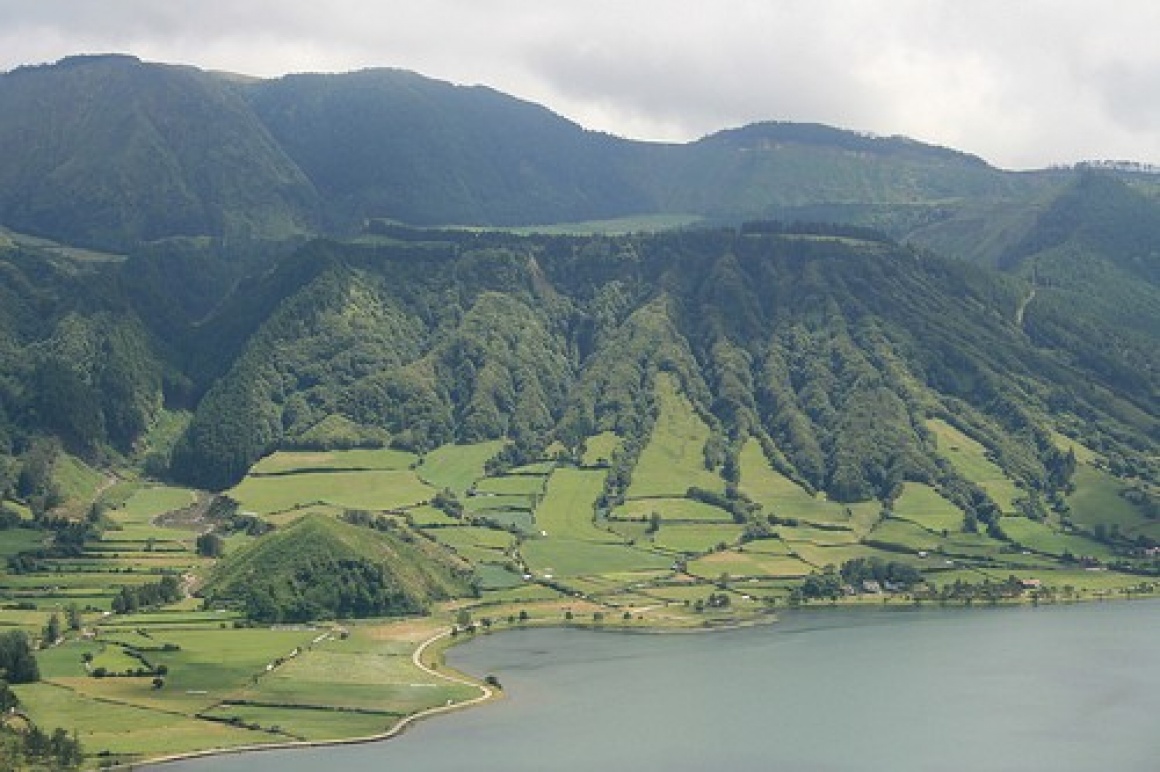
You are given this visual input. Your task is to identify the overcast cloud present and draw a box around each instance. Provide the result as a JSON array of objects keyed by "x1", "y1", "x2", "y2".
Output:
[{"x1": 1, "y1": 0, "x2": 1157, "y2": 169}]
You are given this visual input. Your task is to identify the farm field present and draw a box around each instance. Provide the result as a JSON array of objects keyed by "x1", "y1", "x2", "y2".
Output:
[
  {"x1": 652, "y1": 524, "x2": 745, "y2": 554},
  {"x1": 417, "y1": 440, "x2": 504, "y2": 494},
  {"x1": 612, "y1": 497, "x2": 734, "y2": 523},
  {"x1": 627, "y1": 373, "x2": 724, "y2": 498},
  {"x1": 737, "y1": 439, "x2": 853, "y2": 525},
  {"x1": 227, "y1": 469, "x2": 433, "y2": 515},
  {"x1": 926, "y1": 419, "x2": 1022, "y2": 512},
  {"x1": 249, "y1": 448, "x2": 417, "y2": 475},
  {"x1": 2, "y1": 431, "x2": 1157, "y2": 769},
  {"x1": 535, "y1": 468, "x2": 619, "y2": 543},
  {"x1": 889, "y1": 483, "x2": 964, "y2": 534}
]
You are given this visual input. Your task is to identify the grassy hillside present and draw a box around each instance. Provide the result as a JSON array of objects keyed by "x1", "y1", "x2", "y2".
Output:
[{"x1": 204, "y1": 514, "x2": 471, "y2": 621}]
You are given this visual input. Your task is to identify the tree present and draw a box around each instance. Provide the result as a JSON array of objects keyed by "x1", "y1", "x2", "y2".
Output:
[
  {"x1": 0, "y1": 631, "x2": 39, "y2": 682},
  {"x1": 66, "y1": 603, "x2": 83, "y2": 631},
  {"x1": 196, "y1": 531, "x2": 225, "y2": 558},
  {"x1": 646, "y1": 511, "x2": 661, "y2": 534},
  {"x1": 42, "y1": 613, "x2": 62, "y2": 647}
]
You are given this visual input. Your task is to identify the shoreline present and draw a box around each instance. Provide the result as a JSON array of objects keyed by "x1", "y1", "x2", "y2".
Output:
[
  {"x1": 123, "y1": 628, "x2": 494, "y2": 770},
  {"x1": 116, "y1": 592, "x2": 1158, "y2": 770}
]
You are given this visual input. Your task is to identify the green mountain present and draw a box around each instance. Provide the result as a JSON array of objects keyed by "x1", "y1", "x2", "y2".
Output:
[
  {"x1": 0, "y1": 54, "x2": 1155, "y2": 545},
  {"x1": 0, "y1": 55, "x2": 319, "y2": 249},
  {"x1": 6, "y1": 54, "x2": 1154, "y2": 253},
  {"x1": 203, "y1": 513, "x2": 473, "y2": 622},
  {"x1": 164, "y1": 227, "x2": 1156, "y2": 509}
]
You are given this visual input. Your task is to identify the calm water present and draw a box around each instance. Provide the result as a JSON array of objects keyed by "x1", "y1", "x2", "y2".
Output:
[{"x1": 151, "y1": 601, "x2": 1160, "y2": 772}]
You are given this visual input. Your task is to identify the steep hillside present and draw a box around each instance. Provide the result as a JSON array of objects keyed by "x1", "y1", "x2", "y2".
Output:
[
  {"x1": 0, "y1": 55, "x2": 319, "y2": 249},
  {"x1": 203, "y1": 513, "x2": 473, "y2": 622},
  {"x1": 168, "y1": 227, "x2": 1157, "y2": 512},
  {"x1": 0, "y1": 55, "x2": 1127, "y2": 248},
  {"x1": 243, "y1": 68, "x2": 648, "y2": 228}
]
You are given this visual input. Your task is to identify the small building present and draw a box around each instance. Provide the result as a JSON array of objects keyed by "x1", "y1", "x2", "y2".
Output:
[{"x1": 861, "y1": 580, "x2": 882, "y2": 594}]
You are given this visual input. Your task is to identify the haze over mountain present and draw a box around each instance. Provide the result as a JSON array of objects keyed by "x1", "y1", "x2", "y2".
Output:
[{"x1": 5, "y1": 55, "x2": 1156, "y2": 254}]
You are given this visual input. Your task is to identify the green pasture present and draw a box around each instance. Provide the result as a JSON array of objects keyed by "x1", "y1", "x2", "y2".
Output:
[
  {"x1": 613, "y1": 496, "x2": 735, "y2": 523},
  {"x1": 199, "y1": 703, "x2": 397, "y2": 741},
  {"x1": 117, "y1": 486, "x2": 198, "y2": 523},
  {"x1": 478, "y1": 583, "x2": 566, "y2": 604},
  {"x1": 738, "y1": 439, "x2": 854, "y2": 525},
  {"x1": 263, "y1": 503, "x2": 345, "y2": 527},
  {"x1": 0, "y1": 528, "x2": 47, "y2": 557},
  {"x1": 104, "y1": 610, "x2": 242, "y2": 628},
  {"x1": 66, "y1": 627, "x2": 323, "y2": 714},
  {"x1": 1067, "y1": 464, "x2": 1152, "y2": 531},
  {"x1": 774, "y1": 524, "x2": 860, "y2": 546},
  {"x1": 403, "y1": 505, "x2": 457, "y2": 527},
  {"x1": 1050, "y1": 431, "x2": 1098, "y2": 464},
  {"x1": 927, "y1": 419, "x2": 1022, "y2": 512},
  {"x1": 890, "y1": 482, "x2": 965, "y2": 533},
  {"x1": 582, "y1": 431, "x2": 621, "y2": 466},
  {"x1": 463, "y1": 493, "x2": 532, "y2": 515},
  {"x1": 228, "y1": 469, "x2": 433, "y2": 515},
  {"x1": 687, "y1": 549, "x2": 814, "y2": 580},
  {"x1": 33, "y1": 639, "x2": 101, "y2": 678},
  {"x1": 472, "y1": 509, "x2": 535, "y2": 533},
  {"x1": 652, "y1": 524, "x2": 744, "y2": 554},
  {"x1": 628, "y1": 374, "x2": 723, "y2": 498},
  {"x1": 418, "y1": 440, "x2": 504, "y2": 494},
  {"x1": 473, "y1": 474, "x2": 548, "y2": 496},
  {"x1": 784, "y1": 542, "x2": 894, "y2": 570},
  {"x1": 742, "y1": 537, "x2": 794, "y2": 556},
  {"x1": 250, "y1": 448, "x2": 417, "y2": 475},
  {"x1": 0, "y1": 571, "x2": 162, "y2": 590},
  {"x1": 89, "y1": 644, "x2": 146, "y2": 674},
  {"x1": 428, "y1": 525, "x2": 515, "y2": 565},
  {"x1": 13, "y1": 681, "x2": 258, "y2": 759},
  {"x1": 428, "y1": 525, "x2": 514, "y2": 554},
  {"x1": 507, "y1": 461, "x2": 557, "y2": 475},
  {"x1": 501, "y1": 213, "x2": 701, "y2": 236},
  {"x1": 1001, "y1": 516, "x2": 1114, "y2": 559},
  {"x1": 52, "y1": 453, "x2": 106, "y2": 510},
  {"x1": 867, "y1": 518, "x2": 941, "y2": 553},
  {"x1": 537, "y1": 467, "x2": 620, "y2": 543},
  {"x1": 236, "y1": 631, "x2": 476, "y2": 716},
  {"x1": 938, "y1": 531, "x2": 1013, "y2": 559},
  {"x1": 475, "y1": 564, "x2": 525, "y2": 590},
  {"x1": 521, "y1": 539, "x2": 671, "y2": 578},
  {"x1": 607, "y1": 520, "x2": 652, "y2": 543}
]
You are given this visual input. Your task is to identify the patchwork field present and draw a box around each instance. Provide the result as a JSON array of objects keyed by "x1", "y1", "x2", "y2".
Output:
[
  {"x1": 2, "y1": 420, "x2": 1156, "y2": 768},
  {"x1": 227, "y1": 469, "x2": 434, "y2": 515},
  {"x1": 927, "y1": 419, "x2": 1022, "y2": 512},
  {"x1": 627, "y1": 373, "x2": 724, "y2": 498}
]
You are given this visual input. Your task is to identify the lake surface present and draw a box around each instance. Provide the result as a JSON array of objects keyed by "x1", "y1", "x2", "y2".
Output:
[{"x1": 152, "y1": 601, "x2": 1160, "y2": 772}]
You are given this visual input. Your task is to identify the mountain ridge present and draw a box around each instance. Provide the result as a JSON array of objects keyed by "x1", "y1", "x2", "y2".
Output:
[{"x1": 6, "y1": 54, "x2": 1157, "y2": 253}]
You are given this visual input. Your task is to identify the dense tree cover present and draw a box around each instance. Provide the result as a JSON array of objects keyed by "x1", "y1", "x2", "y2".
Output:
[
  {"x1": 7, "y1": 55, "x2": 1157, "y2": 256},
  {"x1": 0, "y1": 630, "x2": 39, "y2": 683},
  {"x1": 204, "y1": 515, "x2": 472, "y2": 622},
  {"x1": 2, "y1": 215, "x2": 1156, "y2": 518},
  {"x1": 110, "y1": 575, "x2": 182, "y2": 614},
  {"x1": 158, "y1": 226, "x2": 1157, "y2": 505},
  {"x1": 0, "y1": 723, "x2": 83, "y2": 770}
]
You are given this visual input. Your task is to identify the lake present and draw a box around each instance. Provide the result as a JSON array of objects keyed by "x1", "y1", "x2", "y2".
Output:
[{"x1": 150, "y1": 601, "x2": 1160, "y2": 771}]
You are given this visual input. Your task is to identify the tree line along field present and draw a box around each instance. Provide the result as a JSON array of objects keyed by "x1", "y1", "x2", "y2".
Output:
[{"x1": 1, "y1": 378, "x2": 1157, "y2": 767}]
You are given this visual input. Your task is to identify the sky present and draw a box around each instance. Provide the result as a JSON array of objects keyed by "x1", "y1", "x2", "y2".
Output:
[{"x1": 1, "y1": 0, "x2": 1158, "y2": 170}]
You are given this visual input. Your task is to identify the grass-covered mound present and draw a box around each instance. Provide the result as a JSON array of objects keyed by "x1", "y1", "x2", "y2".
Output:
[{"x1": 203, "y1": 514, "x2": 472, "y2": 622}]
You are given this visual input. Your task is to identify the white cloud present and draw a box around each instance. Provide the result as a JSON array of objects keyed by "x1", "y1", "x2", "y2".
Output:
[{"x1": 0, "y1": 0, "x2": 1158, "y2": 169}]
